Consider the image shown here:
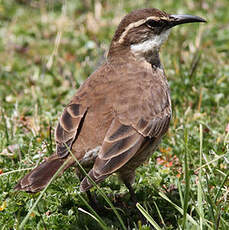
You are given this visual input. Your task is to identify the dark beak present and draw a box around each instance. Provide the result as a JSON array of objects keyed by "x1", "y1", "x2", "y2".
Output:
[{"x1": 169, "y1": 14, "x2": 206, "y2": 28}]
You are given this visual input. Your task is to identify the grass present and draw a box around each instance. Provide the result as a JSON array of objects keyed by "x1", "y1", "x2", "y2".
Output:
[{"x1": 0, "y1": 0, "x2": 229, "y2": 229}]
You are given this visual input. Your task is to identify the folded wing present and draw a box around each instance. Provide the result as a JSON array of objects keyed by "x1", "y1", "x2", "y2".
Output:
[{"x1": 55, "y1": 103, "x2": 87, "y2": 158}]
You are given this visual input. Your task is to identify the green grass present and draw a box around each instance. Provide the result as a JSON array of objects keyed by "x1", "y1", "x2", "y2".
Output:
[{"x1": 0, "y1": 0, "x2": 229, "y2": 229}]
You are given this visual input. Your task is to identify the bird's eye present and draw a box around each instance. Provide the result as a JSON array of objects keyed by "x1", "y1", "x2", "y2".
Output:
[{"x1": 145, "y1": 19, "x2": 162, "y2": 28}]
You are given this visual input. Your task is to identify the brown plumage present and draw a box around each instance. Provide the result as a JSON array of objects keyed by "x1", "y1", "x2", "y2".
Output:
[{"x1": 15, "y1": 8, "x2": 206, "y2": 197}]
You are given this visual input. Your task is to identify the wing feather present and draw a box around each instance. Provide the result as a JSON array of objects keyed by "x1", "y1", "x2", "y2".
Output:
[
  {"x1": 55, "y1": 103, "x2": 87, "y2": 158},
  {"x1": 100, "y1": 119, "x2": 138, "y2": 160},
  {"x1": 80, "y1": 118, "x2": 144, "y2": 191}
]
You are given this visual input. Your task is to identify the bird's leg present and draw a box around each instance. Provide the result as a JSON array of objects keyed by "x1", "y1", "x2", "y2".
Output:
[
  {"x1": 86, "y1": 189, "x2": 111, "y2": 214},
  {"x1": 124, "y1": 182, "x2": 137, "y2": 204},
  {"x1": 86, "y1": 190, "x2": 98, "y2": 208},
  {"x1": 76, "y1": 167, "x2": 96, "y2": 208},
  {"x1": 76, "y1": 167, "x2": 105, "y2": 212},
  {"x1": 124, "y1": 181, "x2": 147, "y2": 225}
]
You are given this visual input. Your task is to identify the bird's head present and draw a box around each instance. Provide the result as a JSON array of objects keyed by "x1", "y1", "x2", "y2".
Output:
[{"x1": 108, "y1": 8, "x2": 206, "y2": 60}]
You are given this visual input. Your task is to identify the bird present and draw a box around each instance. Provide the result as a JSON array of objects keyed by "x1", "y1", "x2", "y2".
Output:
[{"x1": 15, "y1": 8, "x2": 206, "y2": 201}]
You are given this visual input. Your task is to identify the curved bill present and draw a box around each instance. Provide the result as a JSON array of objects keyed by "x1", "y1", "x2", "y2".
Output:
[{"x1": 169, "y1": 14, "x2": 207, "y2": 27}]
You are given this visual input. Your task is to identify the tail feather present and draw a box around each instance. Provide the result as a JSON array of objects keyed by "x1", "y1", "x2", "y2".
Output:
[{"x1": 15, "y1": 155, "x2": 65, "y2": 193}]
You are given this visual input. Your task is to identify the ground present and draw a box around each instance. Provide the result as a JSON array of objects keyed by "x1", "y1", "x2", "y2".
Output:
[{"x1": 0, "y1": 0, "x2": 228, "y2": 229}]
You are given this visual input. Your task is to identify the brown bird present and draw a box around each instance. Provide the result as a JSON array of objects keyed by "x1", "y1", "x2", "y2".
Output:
[{"x1": 15, "y1": 8, "x2": 206, "y2": 200}]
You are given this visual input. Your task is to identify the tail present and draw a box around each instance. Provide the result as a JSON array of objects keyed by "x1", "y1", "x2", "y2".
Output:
[{"x1": 15, "y1": 154, "x2": 66, "y2": 193}]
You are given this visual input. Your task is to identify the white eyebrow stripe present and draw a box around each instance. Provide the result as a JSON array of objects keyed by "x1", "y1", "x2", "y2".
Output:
[{"x1": 117, "y1": 16, "x2": 168, "y2": 43}]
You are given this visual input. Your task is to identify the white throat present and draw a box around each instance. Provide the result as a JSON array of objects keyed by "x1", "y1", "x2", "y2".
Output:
[{"x1": 131, "y1": 29, "x2": 171, "y2": 55}]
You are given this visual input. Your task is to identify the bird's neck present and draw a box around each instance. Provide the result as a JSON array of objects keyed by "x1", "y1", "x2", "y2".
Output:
[
  {"x1": 107, "y1": 43, "x2": 161, "y2": 69},
  {"x1": 132, "y1": 48, "x2": 162, "y2": 69}
]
